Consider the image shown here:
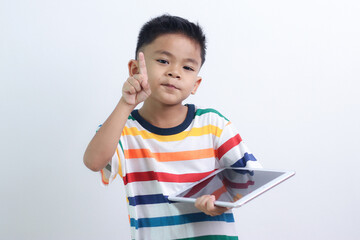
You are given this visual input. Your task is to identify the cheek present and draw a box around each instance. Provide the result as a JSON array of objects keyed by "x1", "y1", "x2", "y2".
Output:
[
  {"x1": 146, "y1": 66, "x2": 161, "y2": 80},
  {"x1": 146, "y1": 76, "x2": 158, "y2": 90},
  {"x1": 146, "y1": 74, "x2": 157, "y2": 88}
]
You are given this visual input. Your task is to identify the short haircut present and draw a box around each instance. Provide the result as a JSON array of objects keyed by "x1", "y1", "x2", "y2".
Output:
[{"x1": 135, "y1": 14, "x2": 207, "y2": 65}]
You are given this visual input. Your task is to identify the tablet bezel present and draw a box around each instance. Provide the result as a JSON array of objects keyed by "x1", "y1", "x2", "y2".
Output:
[{"x1": 168, "y1": 167, "x2": 295, "y2": 208}]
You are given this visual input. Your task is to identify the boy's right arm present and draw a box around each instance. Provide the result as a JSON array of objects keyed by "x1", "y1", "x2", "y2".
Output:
[{"x1": 83, "y1": 52, "x2": 151, "y2": 172}]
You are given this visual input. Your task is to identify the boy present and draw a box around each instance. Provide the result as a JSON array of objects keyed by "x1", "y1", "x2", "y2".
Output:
[{"x1": 84, "y1": 14, "x2": 261, "y2": 239}]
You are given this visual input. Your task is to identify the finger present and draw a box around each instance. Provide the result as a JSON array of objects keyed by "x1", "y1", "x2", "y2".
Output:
[
  {"x1": 127, "y1": 77, "x2": 142, "y2": 92},
  {"x1": 141, "y1": 82, "x2": 151, "y2": 97},
  {"x1": 197, "y1": 195, "x2": 210, "y2": 207},
  {"x1": 195, "y1": 195, "x2": 209, "y2": 210},
  {"x1": 206, "y1": 196, "x2": 220, "y2": 216},
  {"x1": 141, "y1": 77, "x2": 150, "y2": 90},
  {"x1": 206, "y1": 197, "x2": 215, "y2": 212},
  {"x1": 123, "y1": 81, "x2": 136, "y2": 95},
  {"x1": 197, "y1": 196, "x2": 215, "y2": 216},
  {"x1": 132, "y1": 74, "x2": 151, "y2": 97},
  {"x1": 194, "y1": 197, "x2": 202, "y2": 209},
  {"x1": 138, "y1": 52, "x2": 148, "y2": 77}
]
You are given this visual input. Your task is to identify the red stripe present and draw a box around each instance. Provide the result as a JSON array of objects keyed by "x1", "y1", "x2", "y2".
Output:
[
  {"x1": 184, "y1": 175, "x2": 216, "y2": 197},
  {"x1": 216, "y1": 134, "x2": 242, "y2": 160},
  {"x1": 123, "y1": 170, "x2": 216, "y2": 185}
]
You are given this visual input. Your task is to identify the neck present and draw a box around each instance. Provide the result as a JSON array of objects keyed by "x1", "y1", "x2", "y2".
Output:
[{"x1": 138, "y1": 102, "x2": 188, "y2": 128}]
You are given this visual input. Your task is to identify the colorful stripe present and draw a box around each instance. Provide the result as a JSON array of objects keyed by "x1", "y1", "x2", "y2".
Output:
[
  {"x1": 123, "y1": 170, "x2": 216, "y2": 185},
  {"x1": 212, "y1": 184, "x2": 228, "y2": 199},
  {"x1": 217, "y1": 134, "x2": 242, "y2": 160},
  {"x1": 128, "y1": 194, "x2": 169, "y2": 206},
  {"x1": 100, "y1": 169, "x2": 109, "y2": 185},
  {"x1": 128, "y1": 115, "x2": 136, "y2": 121},
  {"x1": 195, "y1": 108, "x2": 229, "y2": 121},
  {"x1": 115, "y1": 148, "x2": 122, "y2": 178},
  {"x1": 123, "y1": 124, "x2": 223, "y2": 142},
  {"x1": 231, "y1": 153, "x2": 257, "y2": 168},
  {"x1": 124, "y1": 148, "x2": 216, "y2": 162},
  {"x1": 184, "y1": 176, "x2": 216, "y2": 197},
  {"x1": 101, "y1": 105, "x2": 260, "y2": 239},
  {"x1": 130, "y1": 212, "x2": 235, "y2": 229}
]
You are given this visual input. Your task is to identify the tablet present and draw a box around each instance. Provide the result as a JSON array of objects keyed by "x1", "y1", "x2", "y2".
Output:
[{"x1": 168, "y1": 167, "x2": 295, "y2": 208}]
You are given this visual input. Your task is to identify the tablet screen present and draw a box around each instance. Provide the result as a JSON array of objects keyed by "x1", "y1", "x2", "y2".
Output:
[{"x1": 173, "y1": 168, "x2": 287, "y2": 204}]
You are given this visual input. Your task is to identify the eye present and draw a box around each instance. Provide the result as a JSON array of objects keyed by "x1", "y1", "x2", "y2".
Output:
[
  {"x1": 157, "y1": 59, "x2": 169, "y2": 64},
  {"x1": 183, "y1": 66, "x2": 195, "y2": 71}
]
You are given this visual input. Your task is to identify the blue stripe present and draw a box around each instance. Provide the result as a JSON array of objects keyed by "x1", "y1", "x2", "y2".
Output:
[
  {"x1": 128, "y1": 194, "x2": 169, "y2": 206},
  {"x1": 231, "y1": 153, "x2": 257, "y2": 168},
  {"x1": 130, "y1": 212, "x2": 234, "y2": 229}
]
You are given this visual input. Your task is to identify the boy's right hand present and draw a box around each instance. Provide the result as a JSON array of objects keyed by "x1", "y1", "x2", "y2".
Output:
[{"x1": 122, "y1": 52, "x2": 151, "y2": 106}]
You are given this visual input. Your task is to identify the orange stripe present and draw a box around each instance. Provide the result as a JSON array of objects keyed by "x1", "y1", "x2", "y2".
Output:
[
  {"x1": 124, "y1": 148, "x2": 216, "y2": 162},
  {"x1": 100, "y1": 169, "x2": 109, "y2": 185},
  {"x1": 212, "y1": 184, "x2": 227, "y2": 200}
]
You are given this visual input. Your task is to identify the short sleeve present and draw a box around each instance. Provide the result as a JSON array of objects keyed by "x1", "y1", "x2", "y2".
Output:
[
  {"x1": 96, "y1": 125, "x2": 124, "y2": 186},
  {"x1": 216, "y1": 122, "x2": 262, "y2": 169}
]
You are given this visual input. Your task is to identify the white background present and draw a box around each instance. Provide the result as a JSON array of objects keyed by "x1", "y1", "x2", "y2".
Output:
[{"x1": 1, "y1": 0, "x2": 359, "y2": 239}]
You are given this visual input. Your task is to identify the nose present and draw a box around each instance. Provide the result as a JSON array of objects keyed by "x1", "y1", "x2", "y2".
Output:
[
  {"x1": 167, "y1": 72, "x2": 180, "y2": 79},
  {"x1": 166, "y1": 67, "x2": 181, "y2": 79}
]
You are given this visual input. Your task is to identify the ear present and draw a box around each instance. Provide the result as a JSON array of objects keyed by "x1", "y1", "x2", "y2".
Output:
[
  {"x1": 128, "y1": 59, "x2": 139, "y2": 76},
  {"x1": 191, "y1": 77, "x2": 202, "y2": 95}
]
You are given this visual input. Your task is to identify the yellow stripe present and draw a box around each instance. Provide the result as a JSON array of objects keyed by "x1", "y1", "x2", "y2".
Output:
[
  {"x1": 123, "y1": 124, "x2": 223, "y2": 142},
  {"x1": 116, "y1": 148, "x2": 123, "y2": 178}
]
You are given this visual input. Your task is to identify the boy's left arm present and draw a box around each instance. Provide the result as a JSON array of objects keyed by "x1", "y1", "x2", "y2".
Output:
[
  {"x1": 195, "y1": 120, "x2": 261, "y2": 216},
  {"x1": 217, "y1": 121, "x2": 262, "y2": 169}
]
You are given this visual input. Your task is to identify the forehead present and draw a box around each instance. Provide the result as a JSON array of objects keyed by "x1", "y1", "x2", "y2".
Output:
[{"x1": 143, "y1": 33, "x2": 202, "y2": 63}]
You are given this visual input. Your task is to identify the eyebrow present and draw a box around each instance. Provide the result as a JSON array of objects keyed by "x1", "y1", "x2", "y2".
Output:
[{"x1": 154, "y1": 50, "x2": 199, "y2": 66}]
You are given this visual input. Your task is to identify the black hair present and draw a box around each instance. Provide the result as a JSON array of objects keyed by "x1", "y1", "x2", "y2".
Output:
[{"x1": 135, "y1": 14, "x2": 206, "y2": 65}]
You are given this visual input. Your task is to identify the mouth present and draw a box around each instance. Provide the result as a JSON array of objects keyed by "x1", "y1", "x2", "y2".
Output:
[{"x1": 161, "y1": 83, "x2": 179, "y2": 90}]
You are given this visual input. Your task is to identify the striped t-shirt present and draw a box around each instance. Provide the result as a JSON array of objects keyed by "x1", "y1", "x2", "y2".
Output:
[{"x1": 101, "y1": 104, "x2": 262, "y2": 240}]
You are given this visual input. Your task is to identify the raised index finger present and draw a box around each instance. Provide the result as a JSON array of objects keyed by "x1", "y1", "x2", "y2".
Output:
[{"x1": 138, "y1": 52, "x2": 148, "y2": 77}]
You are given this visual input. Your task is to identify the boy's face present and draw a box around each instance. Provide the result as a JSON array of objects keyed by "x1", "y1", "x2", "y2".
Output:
[{"x1": 134, "y1": 33, "x2": 202, "y2": 107}]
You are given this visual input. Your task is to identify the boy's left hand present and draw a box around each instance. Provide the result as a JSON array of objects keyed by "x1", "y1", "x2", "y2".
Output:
[{"x1": 195, "y1": 195, "x2": 230, "y2": 216}]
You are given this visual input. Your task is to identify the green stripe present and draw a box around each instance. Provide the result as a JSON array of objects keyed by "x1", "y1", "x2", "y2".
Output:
[
  {"x1": 177, "y1": 235, "x2": 238, "y2": 240},
  {"x1": 118, "y1": 140, "x2": 124, "y2": 153},
  {"x1": 124, "y1": 114, "x2": 134, "y2": 153},
  {"x1": 195, "y1": 108, "x2": 229, "y2": 121}
]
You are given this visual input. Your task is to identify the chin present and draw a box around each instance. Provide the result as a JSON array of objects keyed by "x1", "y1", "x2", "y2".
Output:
[{"x1": 157, "y1": 96, "x2": 187, "y2": 106}]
